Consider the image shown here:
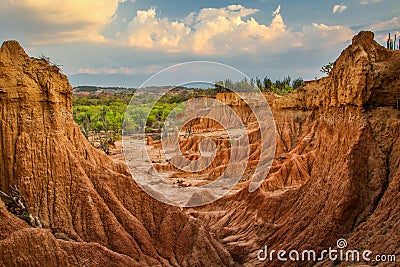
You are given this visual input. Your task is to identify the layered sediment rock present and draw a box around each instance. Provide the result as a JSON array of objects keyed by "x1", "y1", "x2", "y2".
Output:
[
  {"x1": 190, "y1": 31, "x2": 400, "y2": 266},
  {"x1": 274, "y1": 31, "x2": 400, "y2": 109},
  {"x1": 1, "y1": 30, "x2": 399, "y2": 267},
  {"x1": 0, "y1": 40, "x2": 232, "y2": 266}
]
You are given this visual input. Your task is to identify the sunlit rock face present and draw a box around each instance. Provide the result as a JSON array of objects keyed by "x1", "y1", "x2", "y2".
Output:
[
  {"x1": 189, "y1": 31, "x2": 400, "y2": 265},
  {"x1": 0, "y1": 40, "x2": 233, "y2": 266},
  {"x1": 0, "y1": 30, "x2": 399, "y2": 266}
]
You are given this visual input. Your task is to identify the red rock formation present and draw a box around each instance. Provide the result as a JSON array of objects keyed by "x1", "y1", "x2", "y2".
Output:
[
  {"x1": 0, "y1": 40, "x2": 232, "y2": 266},
  {"x1": 1, "y1": 31, "x2": 399, "y2": 266},
  {"x1": 274, "y1": 31, "x2": 400, "y2": 109},
  {"x1": 190, "y1": 31, "x2": 400, "y2": 266}
]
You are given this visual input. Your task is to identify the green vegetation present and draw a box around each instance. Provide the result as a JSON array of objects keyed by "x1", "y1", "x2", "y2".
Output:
[
  {"x1": 254, "y1": 75, "x2": 304, "y2": 95},
  {"x1": 74, "y1": 85, "x2": 136, "y2": 94},
  {"x1": 214, "y1": 78, "x2": 254, "y2": 93},
  {"x1": 216, "y1": 76, "x2": 304, "y2": 96},
  {"x1": 0, "y1": 185, "x2": 42, "y2": 228},
  {"x1": 73, "y1": 94, "x2": 129, "y2": 153},
  {"x1": 72, "y1": 77, "x2": 304, "y2": 152},
  {"x1": 123, "y1": 99, "x2": 186, "y2": 135},
  {"x1": 320, "y1": 62, "x2": 334, "y2": 75},
  {"x1": 38, "y1": 54, "x2": 62, "y2": 72},
  {"x1": 72, "y1": 90, "x2": 202, "y2": 152}
]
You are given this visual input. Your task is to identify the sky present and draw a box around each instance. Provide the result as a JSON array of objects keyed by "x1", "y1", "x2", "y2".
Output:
[{"x1": 0, "y1": 0, "x2": 399, "y2": 87}]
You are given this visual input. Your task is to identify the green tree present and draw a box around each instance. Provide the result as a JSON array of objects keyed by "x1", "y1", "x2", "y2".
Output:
[
  {"x1": 292, "y1": 77, "x2": 304, "y2": 89},
  {"x1": 255, "y1": 77, "x2": 263, "y2": 91},
  {"x1": 320, "y1": 62, "x2": 334, "y2": 75},
  {"x1": 263, "y1": 76, "x2": 273, "y2": 92}
]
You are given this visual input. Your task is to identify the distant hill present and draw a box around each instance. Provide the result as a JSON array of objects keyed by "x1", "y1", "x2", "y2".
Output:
[
  {"x1": 73, "y1": 85, "x2": 213, "y2": 96},
  {"x1": 73, "y1": 86, "x2": 136, "y2": 95}
]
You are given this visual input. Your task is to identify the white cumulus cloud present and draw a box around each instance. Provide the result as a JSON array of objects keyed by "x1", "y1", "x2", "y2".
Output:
[
  {"x1": 125, "y1": 8, "x2": 190, "y2": 52},
  {"x1": 0, "y1": 0, "x2": 125, "y2": 43},
  {"x1": 0, "y1": 2, "x2": 358, "y2": 59},
  {"x1": 333, "y1": 4, "x2": 347, "y2": 13},
  {"x1": 121, "y1": 4, "x2": 297, "y2": 55},
  {"x1": 273, "y1": 5, "x2": 281, "y2": 16},
  {"x1": 118, "y1": 4, "x2": 356, "y2": 55}
]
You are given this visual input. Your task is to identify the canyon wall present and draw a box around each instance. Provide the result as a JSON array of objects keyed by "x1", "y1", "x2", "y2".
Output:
[
  {"x1": 0, "y1": 31, "x2": 399, "y2": 266},
  {"x1": 191, "y1": 31, "x2": 400, "y2": 266},
  {"x1": 0, "y1": 40, "x2": 232, "y2": 266}
]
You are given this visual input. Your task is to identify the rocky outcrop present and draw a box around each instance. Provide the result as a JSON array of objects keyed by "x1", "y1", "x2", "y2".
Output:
[
  {"x1": 190, "y1": 31, "x2": 400, "y2": 266},
  {"x1": 1, "y1": 30, "x2": 399, "y2": 267},
  {"x1": 0, "y1": 40, "x2": 232, "y2": 266},
  {"x1": 275, "y1": 31, "x2": 400, "y2": 109},
  {"x1": 154, "y1": 93, "x2": 315, "y2": 191}
]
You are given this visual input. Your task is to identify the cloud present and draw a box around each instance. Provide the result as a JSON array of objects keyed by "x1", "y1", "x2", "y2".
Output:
[
  {"x1": 368, "y1": 17, "x2": 400, "y2": 32},
  {"x1": 367, "y1": 17, "x2": 400, "y2": 43},
  {"x1": 73, "y1": 65, "x2": 162, "y2": 75},
  {"x1": 303, "y1": 23, "x2": 354, "y2": 45},
  {"x1": 196, "y1": 5, "x2": 259, "y2": 21},
  {"x1": 119, "y1": 4, "x2": 355, "y2": 56},
  {"x1": 0, "y1": 0, "x2": 125, "y2": 43},
  {"x1": 333, "y1": 4, "x2": 347, "y2": 13},
  {"x1": 121, "y1": 5, "x2": 299, "y2": 55},
  {"x1": 272, "y1": 5, "x2": 281, "y2": 16},
  {"x1": 360, "y1": 0, "x2": 382, "y2": 5},
  {"x1": 125, "y1": 8, "x2": 190, "y2": 52},
  {"x1": 0, "y1": 2, "x2": 356, "y2": 61},
  {"x1": 188, "y1": 5, "x2": 269, "y2": 54}
]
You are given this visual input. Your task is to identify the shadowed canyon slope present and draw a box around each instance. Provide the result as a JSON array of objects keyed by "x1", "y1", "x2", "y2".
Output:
[{"x1": 1, "y1": 31, "x2": 400, "y2": 266}]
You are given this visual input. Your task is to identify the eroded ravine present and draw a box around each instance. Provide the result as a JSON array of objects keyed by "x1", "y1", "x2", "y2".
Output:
[{"x1": 0, "y1": 31, "x2": 399, "y2": 266}]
